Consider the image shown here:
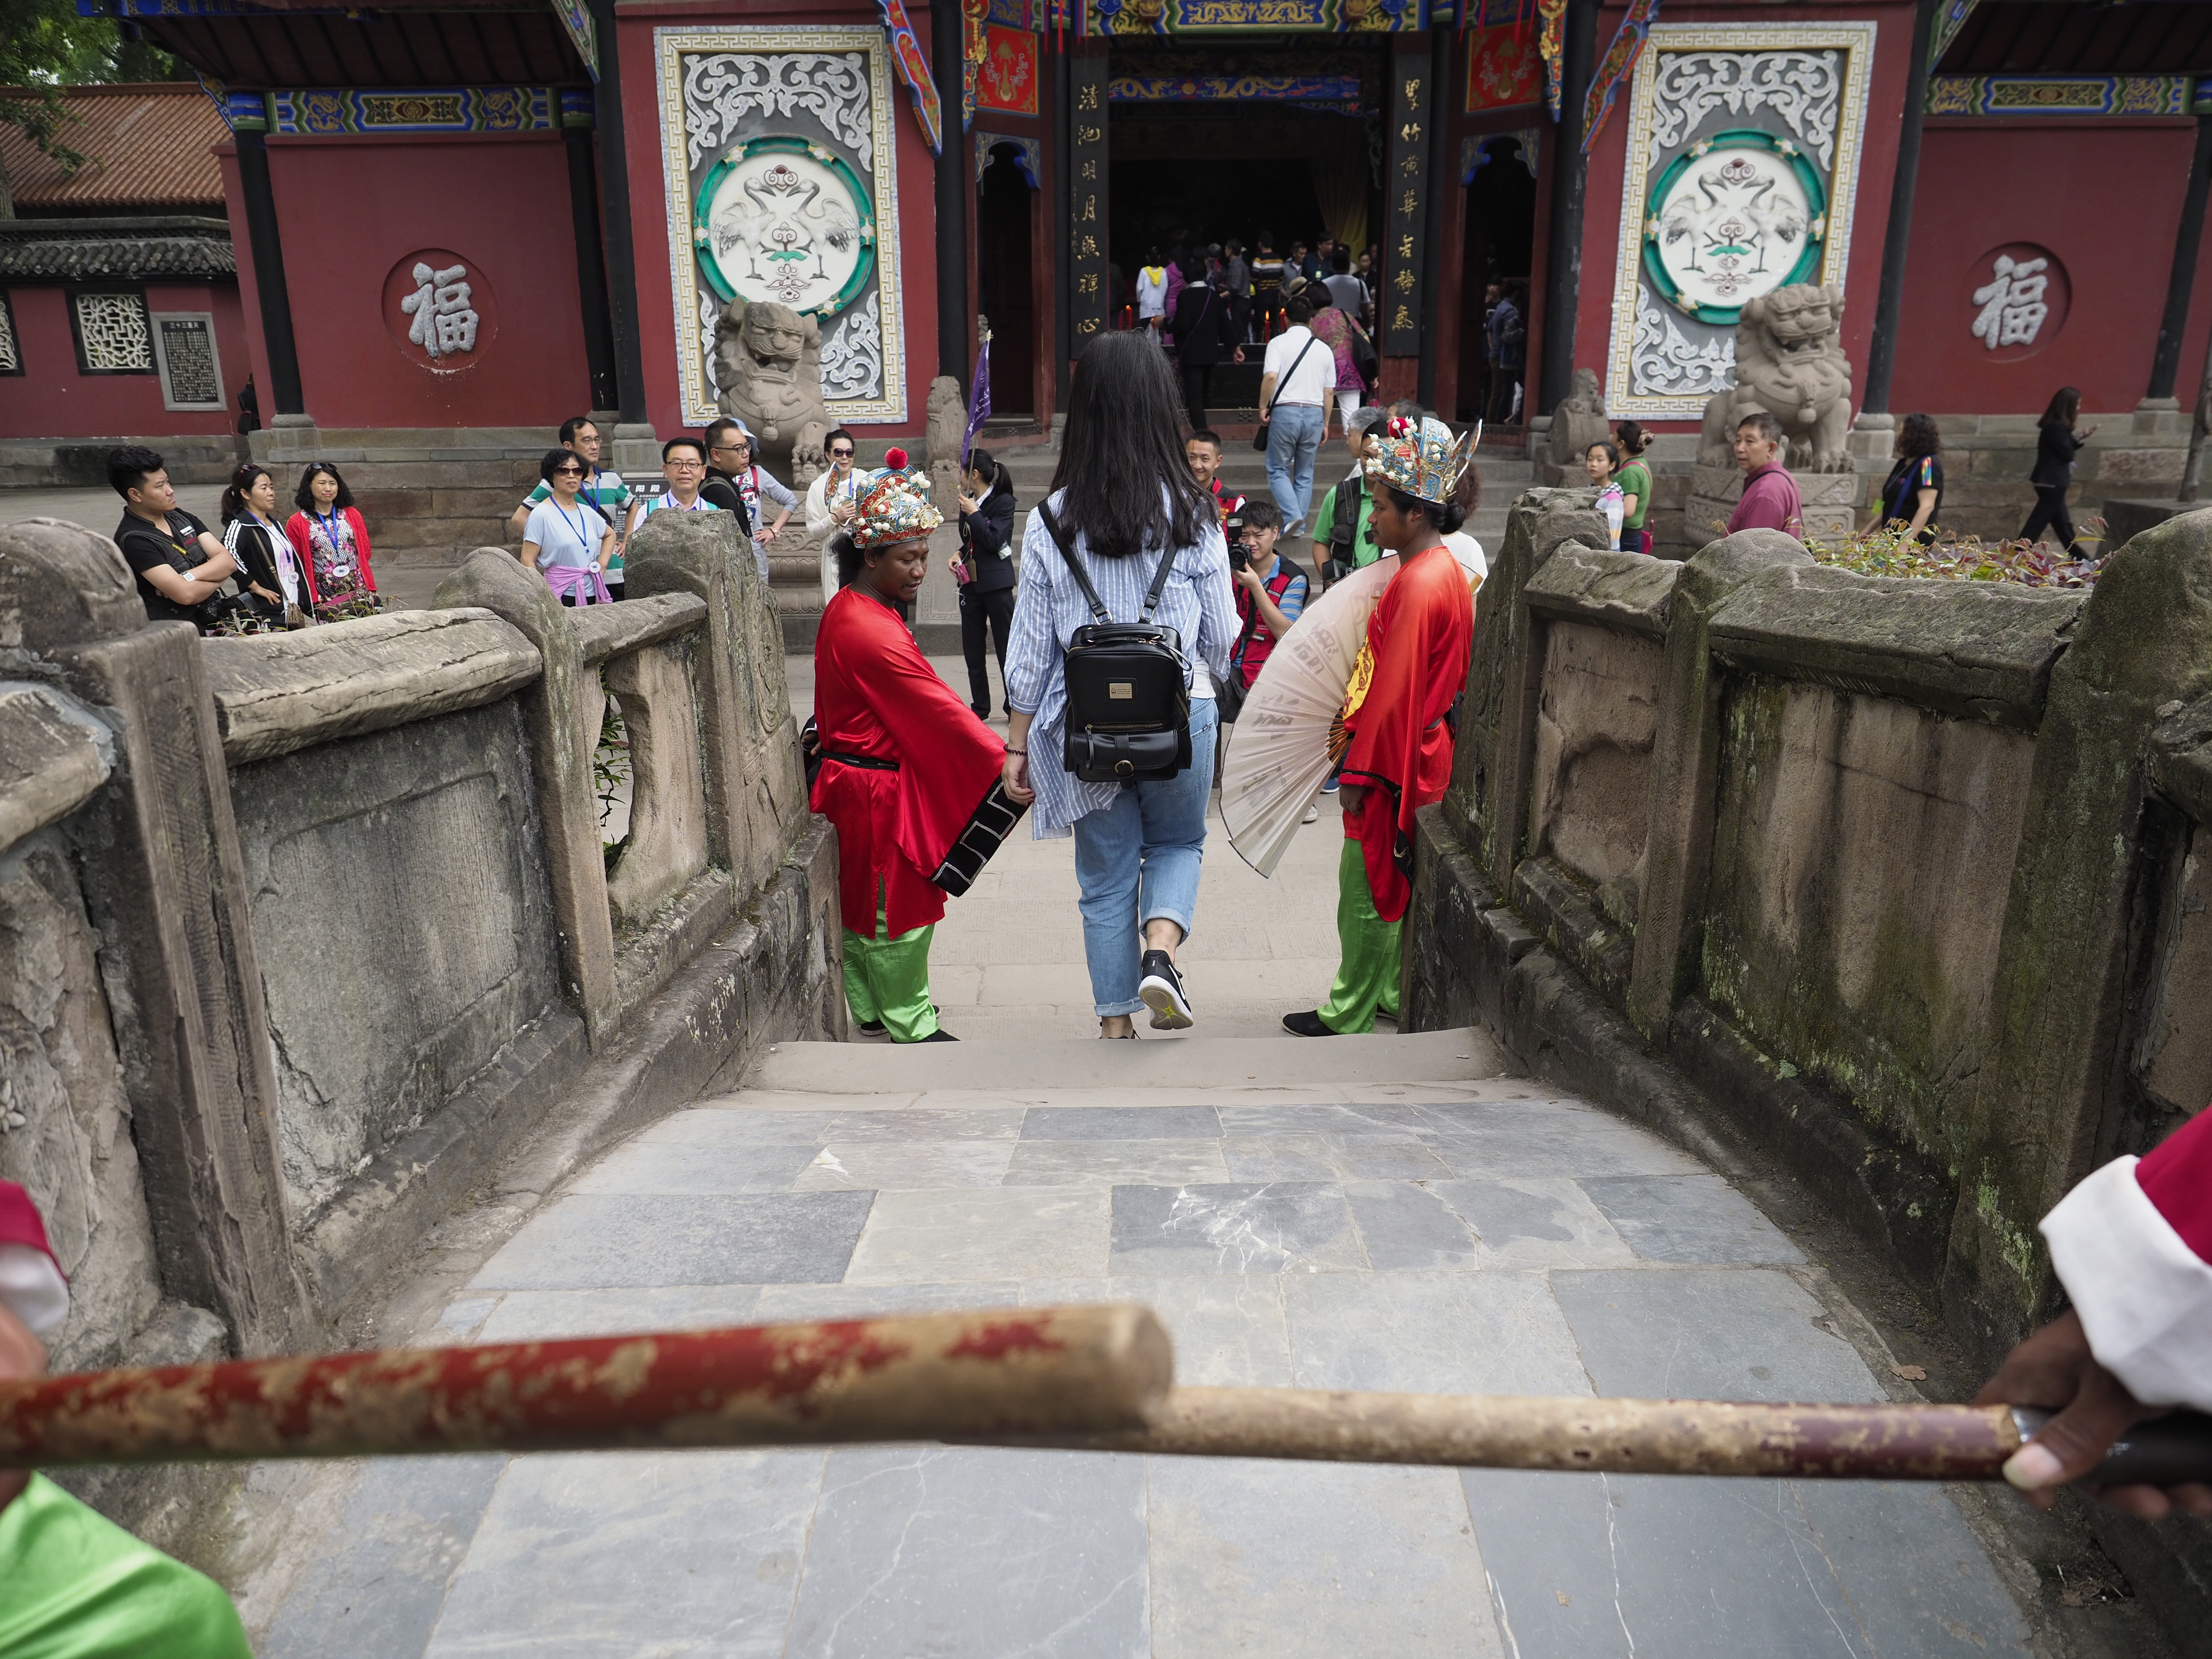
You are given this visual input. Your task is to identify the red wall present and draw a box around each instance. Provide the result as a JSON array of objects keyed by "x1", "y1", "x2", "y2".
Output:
[
  {"x1": 1554, "y1": 0, "x2": 1918, "y2": 427},
  {"x1": 238, "y1": 135, "x2": 591, "y2": 428},
  {"x1": 0, "y1": 280, "x2": 249, "y2": 440},
  {"x1": 619, "y1": 0, "x2": 940, "y2": 440},
  {"x1": 1890, "y1": 121, "x2": 2212, "y2": 416}
]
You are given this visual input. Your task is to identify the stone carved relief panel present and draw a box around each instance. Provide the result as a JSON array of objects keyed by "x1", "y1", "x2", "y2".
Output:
[
  {"x1": 657, "y1": 27, "x2": 905, "y2": 424},
  {"x1": 1602, "y1": 23, "x2": 1874, "y2": 419}
]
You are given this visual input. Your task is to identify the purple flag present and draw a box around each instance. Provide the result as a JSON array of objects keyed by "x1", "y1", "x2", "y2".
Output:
[{"x1": 961, "y1": 329, "x2": 992, "y2": 467}]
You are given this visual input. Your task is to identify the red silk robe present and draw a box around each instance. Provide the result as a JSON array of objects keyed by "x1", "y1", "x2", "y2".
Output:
[
  {"x1": 1339, "y1": 543, "x2": 1475, "y2": 923},
  {"x1": 811, "y1": 587, "x2": 1007, "y2": 937}
]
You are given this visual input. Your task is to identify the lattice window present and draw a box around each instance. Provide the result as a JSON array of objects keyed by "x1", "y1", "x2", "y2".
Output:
[
  {"x1": 71, "y1": 291, "x2": 153, "y2": 373},
  {"x1": 0, "y1": 294, "x2": 20, "y2": 375}
]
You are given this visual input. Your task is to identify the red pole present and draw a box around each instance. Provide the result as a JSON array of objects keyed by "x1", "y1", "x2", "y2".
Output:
[{"x1": 0, "y1": 1306, "x2": 1170, "y2": 1468}]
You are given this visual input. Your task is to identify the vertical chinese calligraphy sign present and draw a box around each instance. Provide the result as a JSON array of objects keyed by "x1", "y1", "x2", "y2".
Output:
[
  {"x1": 1070, "y1": 54, "x2": 1110, "y2": 343},
  {"x1": 655, "y1": 26, "x2": 907, "y2": 425},
  {"x1": 1601, "y1": 21, "x2": 1874, "y2": 421},
  {"x1": 1383, "y1": 52, "x2": 1427, "y2": 357}
]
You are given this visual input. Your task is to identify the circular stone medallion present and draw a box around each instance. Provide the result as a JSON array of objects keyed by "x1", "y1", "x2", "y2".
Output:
[
  {"x1": 693, "y1": 137, "x2": 876, "y2": 318},
  {"x1": 1643, "y1": 129, "x2": 1828, "y2": 326}
]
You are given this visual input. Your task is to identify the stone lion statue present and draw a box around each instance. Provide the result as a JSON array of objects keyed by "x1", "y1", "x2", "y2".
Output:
[
  {"x1": 1540, "y1": 366, "x2": 1611, "y2": 486},
  {"x1": 713, "y1": 298, "x2": 830, "y2": 482},
  {"x1": 1697, "y1": 283, "x2": 1854, "y2": 474}
]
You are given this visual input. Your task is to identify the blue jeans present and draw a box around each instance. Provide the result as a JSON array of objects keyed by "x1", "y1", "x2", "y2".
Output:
[
  {"x1": 1071, "y1": 697, "x2": 1219, "y2": 1016},
  {"x1": 1265, "y1": 403, "x2": 1327, "y2": 533}
]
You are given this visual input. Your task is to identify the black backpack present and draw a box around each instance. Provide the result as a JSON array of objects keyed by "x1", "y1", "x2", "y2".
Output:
[{"x1": 1035, "y1": 501, "x2": 1192, "y2": 786}]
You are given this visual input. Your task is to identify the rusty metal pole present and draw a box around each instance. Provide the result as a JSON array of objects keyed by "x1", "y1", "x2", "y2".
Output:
[{"x1": 0, "y1": 1307, "x2": 1170, "y2": 1469}]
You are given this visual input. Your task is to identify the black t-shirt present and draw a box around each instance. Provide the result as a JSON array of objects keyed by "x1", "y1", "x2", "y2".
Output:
[
  {"x1": 115, "y1": 508, "x2": 216, "y2": 625},
  {"x1": 699, "y1": 469, "x2": 755, "y2": 538},
  {"x1": 1880, "y1": 452, "x2": 1944, "y2": 543}
]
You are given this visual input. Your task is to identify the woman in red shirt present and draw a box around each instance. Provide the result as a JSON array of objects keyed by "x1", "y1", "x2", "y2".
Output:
[{"x1": 284, "y1": 462, "x2": 379, "y2": 620}]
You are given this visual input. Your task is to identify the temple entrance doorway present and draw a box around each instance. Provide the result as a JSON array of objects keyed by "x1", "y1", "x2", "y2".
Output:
[
  {"x1": 977, "y1": 143, "x2": 1038, "y2": 417},
  {"x1": 1455, "y1": 134, "x2": 1538, "y2": 424}
]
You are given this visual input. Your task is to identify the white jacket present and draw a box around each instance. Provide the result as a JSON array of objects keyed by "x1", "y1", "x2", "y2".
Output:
[{"x1": 805, "y1": 468, "x2": 866, "y2": 605}]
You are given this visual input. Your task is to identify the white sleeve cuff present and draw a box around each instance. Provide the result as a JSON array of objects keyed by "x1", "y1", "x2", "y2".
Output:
[
  {"x1": 0, "y1": 1242, "x2": 70, "y2": 1339},
  {"x1": 2042, "y1": 1155, "x2": 2212, "y2": 1413}
]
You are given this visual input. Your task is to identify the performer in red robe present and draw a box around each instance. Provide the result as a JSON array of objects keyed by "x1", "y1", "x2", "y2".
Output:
[
  {"x1": 1976, "y1": 1105, "x2": 2212, "y2": 1518},
  {"x1": 811, "y1": 453, "x2": 1030, "y2": 1041},
  {"x1": 1286, "y1": 415, "x2": 1476, "y2": 1037}
]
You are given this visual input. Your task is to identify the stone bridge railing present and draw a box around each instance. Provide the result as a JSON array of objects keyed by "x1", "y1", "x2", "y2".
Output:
[
  {"x1": 0, "y1": 511, "x2": 840, "y2": 1380},
  {"x1": 1408, "y1": 493, "x2": 2212, "y2": 1365}
]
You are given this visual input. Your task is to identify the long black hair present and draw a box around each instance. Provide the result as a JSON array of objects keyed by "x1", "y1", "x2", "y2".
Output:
[
  {"x1": 221, "y1": 462, "x2": 272, "y2": 526},
  {"x1": 294, "y1": 461, "x2": 354, "y2": 511},
  {"x1": 2041, "y1": 386, "x2": 2081, "y2": 430},
  {"x1": 1049, "y1": 331, "x2": 1214, "y2": 559}
]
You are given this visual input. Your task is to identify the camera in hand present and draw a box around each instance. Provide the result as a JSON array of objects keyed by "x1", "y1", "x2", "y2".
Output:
[{"x1": 1223, "y1": 498, "x2": 1249, "y2": 570}]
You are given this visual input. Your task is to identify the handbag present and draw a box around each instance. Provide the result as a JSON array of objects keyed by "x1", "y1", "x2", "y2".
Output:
[
  {"x1": 1252, "y1": 335, "x2": 1323, "y2": 453},
  {"x1": 1035, "y1": 501, "x2": 1191, "y2": 785}
]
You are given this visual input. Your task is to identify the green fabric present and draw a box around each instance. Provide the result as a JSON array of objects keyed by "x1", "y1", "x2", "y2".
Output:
[
  {"x1": 1310, "y1": 476, "x2": 1381, "y2": 569},
  {"x1": 0, "y1": 1475, "x2": 249, "y2": 1659},
  {"x1": 1617, "y1": 459, "x2": 1653, "y2": 531},
  {"x1": 842, "y1": 894, "x2": 939, "y2": 1041},
  {"x1": 1318, "y1": 837, "x2": 1403, "y2": 1034}
]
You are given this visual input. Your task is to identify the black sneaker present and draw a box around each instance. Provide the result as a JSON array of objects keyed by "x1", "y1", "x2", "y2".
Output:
[
  {"x1": 919, "y1": 1028, "x2": 959, "y2": 1042},
  {"x1": 1283, "y1": 1010, "x2": 1338, "y2": 1037},
  {"x1": 1139, "y1": 951, "x2": 1194, "y2": 1030},
  {"x1": 856, "y1": 1018, "x2": 886, "y2": 1036}
]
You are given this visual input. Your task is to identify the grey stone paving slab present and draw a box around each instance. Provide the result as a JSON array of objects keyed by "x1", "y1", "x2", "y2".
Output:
[
  {"x1": 1431, "y1": 1177, "x2": 1639, "y2": 1269},
  {"x1": 1022, "y1": 1275, "x2": 1294, "y2": 1385},
  {"x1": 789, "y1": 1141, "x2": 1016, "y2": 1191},
  {"x1": 569, "y1": 1139, "x2": 824, "y2": 1195},
  {"x1": 426, "y1": 1449, "x2": 824, "y2": 1657},
  {"x1": 260, "y1": 1456, "x2": 505, "y2": 1659},
  {"x1": 473, "y1": 1285, "x2": 764, "y2": 1343},
  {"x1": 1218, "y1": 1134, "x2": 1340, "y2": 1182},
  {"x1": 1461, "y1": 1468, "x2": 2031, "y2": 1659},
  {"x1": 634, "y1": 1108, "x2": 844, "y2": 1145},
  {"x1": 468, "y1": 1193, "x2": 874, "y2": 1290},
  {"x1": 844, "y1": 1187, "x2": 1112, "y2": 1282},
  {"x1": 1342, "y1": 1180, "x2": 1482, "y2": 1270},
  {"x1": 1002, "y1": 1139, "x2": 1231, "y2": 1187},
  {"x1": 1108, "y1": 1182, "x2": 1366, "y2": 1275},
  {"x1": 1019, "y1": 1105, "x2": 1224, "y2": 1140},
  {"x1": 785, "y1": 1447, "x2": 1148, "y2": 1659},
  {"x1": 751, "y1": 1280, "x2": 1022, "y2": 1321},
  {"x1": 1549, "y1": 1267, "x2": 1880, "y2": 1403},
  {"x1": 1217, "y1": 1103, "x2": 1438, "y2": 1135},
  {"x1": 1285, "y1": 1271, "x2": 1593, "y2": 1395},
  {"x1": 1421, "y1": 1106, "x2": 1706, "y2": 1179},
  {"x1": 1220, "y1": 1131, "x2": 1453, "y2": 1182},
  {"x1": 813, "y1": 1107, "x2": 1028, "y2": 1142},
  {"x1": 1578, "y1": 1176, "x2": 1807, "y2": 1265},
  {"x1": 1148, "y1": 1458, "x2": 1505, "y2": 1659}
]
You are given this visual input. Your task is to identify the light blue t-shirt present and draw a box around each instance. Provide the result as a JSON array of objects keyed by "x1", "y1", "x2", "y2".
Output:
[{"x1": 525, "y1": 497, "x2": 610, "y2": 571}]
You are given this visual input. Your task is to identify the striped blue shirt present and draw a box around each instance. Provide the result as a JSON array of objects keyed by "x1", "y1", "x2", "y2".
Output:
[{"x1": 1005, "y1": 489, "x2": 1237, "y2": 837}]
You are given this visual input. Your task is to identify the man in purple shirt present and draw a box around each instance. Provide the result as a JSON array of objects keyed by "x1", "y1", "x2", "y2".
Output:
[{"x1": 1725, "y1": 410, "x2": 1803, "y2": 537}]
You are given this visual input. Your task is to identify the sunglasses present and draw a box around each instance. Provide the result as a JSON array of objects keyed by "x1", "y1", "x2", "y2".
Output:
[
  {"x1": 553, "y1": 465, "x2": 585, "y2": 476},
  {"x1": 829, "y1": 447, "x2": 855, "y2": 458}
]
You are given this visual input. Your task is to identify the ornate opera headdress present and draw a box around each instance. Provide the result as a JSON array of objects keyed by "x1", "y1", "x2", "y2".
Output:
[
  {"x1": 848, "y1": 447, "x2": 943, "y2": 550},
  {"x1": 1364, "y1": 415, "x2": 1479, "y2": 506}
]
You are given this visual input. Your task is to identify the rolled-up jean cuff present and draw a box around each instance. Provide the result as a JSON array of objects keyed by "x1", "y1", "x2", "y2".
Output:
[
  {"x1": 1140, "y1": 908, "x2": 1193, "y2": 942},
  {"x1": 1095, "y1": 998, "x2": 1145, "y2": 1018}
]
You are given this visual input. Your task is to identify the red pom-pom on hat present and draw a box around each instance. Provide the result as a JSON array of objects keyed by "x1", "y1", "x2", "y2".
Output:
[{"x1": 884, "y1": 447, "x2": 909, "y2": 470}]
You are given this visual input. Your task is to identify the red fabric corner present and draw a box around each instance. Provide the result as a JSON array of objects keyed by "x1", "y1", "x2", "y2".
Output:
[
  {"x1": 2136, "y1": 1109, "x2": 2212, "y2": 1265},
  {"x1": 0, "y1": 1182, "x2": 60, "y2": 1275}
]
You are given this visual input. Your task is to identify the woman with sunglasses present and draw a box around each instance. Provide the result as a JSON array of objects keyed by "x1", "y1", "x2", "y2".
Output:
[
  {"x1": 518, "y1": 450, "x2": 616, "y2": 605},
  {"x1": 804, "y1": 428, "x2": 866, "y2": 607}
]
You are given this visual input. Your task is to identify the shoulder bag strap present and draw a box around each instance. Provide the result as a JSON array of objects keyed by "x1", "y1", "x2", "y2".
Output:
[
  {"x1": 1277, "y1": 336, "x2": 1321, "y2": 402},
  {"x1": 1036, "y1": 501, "x2": 1112, "y2": 625},
  {"x1": 1138, "y1": 536, "x2": 1182, "y2": 623}
]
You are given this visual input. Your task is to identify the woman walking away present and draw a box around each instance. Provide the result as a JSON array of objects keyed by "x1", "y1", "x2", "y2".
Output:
[
  {"x1": 285, "y1": 463, "x2": 379, "y2": 620},
  {"x1": 1004, "y1": 331, "x2": 1237, "y2": 1038},
  {"x1": 222, "y1": 463, "x2": 308, "y2": 626},
  {"x1": 1880, "y1": 413, "x2": 1946, "y2": 545},
  {"x1": 1614, "y1": 422, "x2": 1654, "y2": 554},
  {"x1": 1300, "y1": 279, "x2": 1372, "y2": 438},
  {"x1": 816, "y1": 457, "x2": 1032, "y2": 1042},
  {"x1": 2022, "y1": 388, "x2": 2095, "y2": 556},
  {"x1": 951, "y1": 446, "x2": 1019, "y2": 719},
  {"x1": 1286, "y1": 416, "x2": 1477, "y2": 1037},
  {"x1": 1584, "y1": 438, "x2": 1626, "y2": 551},
  {"x1": 518, "y1": 449, "x2": 616, "y2": 605}
]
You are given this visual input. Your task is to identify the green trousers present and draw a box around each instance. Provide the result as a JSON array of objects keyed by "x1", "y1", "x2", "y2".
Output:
[
  {"x1": 1318, "y1": 836, "x2": 1403, "y2": 1034},
  {"x1": 0, "y1": 1474, "x2": 250, "y2": 1658},
  {"x1": 842, "y1": 896, "x2": 939, "y2": 1042}
]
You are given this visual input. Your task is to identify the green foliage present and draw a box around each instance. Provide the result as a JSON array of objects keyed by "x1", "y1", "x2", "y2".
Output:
[
  {"x1": 1802, "y1": 521, "x2": 2107, "y2": 589},
  {"x1": 0, "y1": 0, "x2": 191, "y2": 172}
]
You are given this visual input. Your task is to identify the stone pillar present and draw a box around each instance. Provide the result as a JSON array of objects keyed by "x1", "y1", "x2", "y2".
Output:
[
  {"x1": 933, "y1": 0, "x2": 969, "y2": 388},
  {"x1": 434, "y1": 550, "x2": 620, "y2": 1044},
  {"x1": 1535, "y1": 0, "x2": 1599, "y2": 416},
  {"x1": 1861, "y1": 0, "x2": 1938, "y2": 416},
  {"x1": 0, "y1": 520, "x2": 305, "y2": 1354},
  {"x1": 1624, "y1": 530, "x2": 1811, "y2": 1038},
  {"x1": 229, "y1": 111, "x2": 306, "y2": 419},
  {"x1": 2147, "y1": 116, "x2": 2212, "y2": 403},
  {"x1": 586, "y1": 0, "x2": 648, "y2": 423}
]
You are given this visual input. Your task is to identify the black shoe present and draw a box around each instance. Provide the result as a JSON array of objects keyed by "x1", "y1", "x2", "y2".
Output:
[
  {"x1": 971, "y1": 705, "x2": 991, "y2": 719},
  {"x1": 919, "y1": 1028, "x2": 959, "y2": 1042},
  {"x1": 1283, "y1": 1010, "x2": 1338, "y2": 1037},
  {"x1": 1139, "y1": 950, "x2": 1194, "y2": 1030},
  {"x1": 856, "y1": 1019, "x2": 886, "y2": 1036}
]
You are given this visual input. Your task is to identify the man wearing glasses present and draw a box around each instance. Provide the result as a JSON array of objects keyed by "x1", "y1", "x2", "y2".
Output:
[
  {"x1": 511, "y1": 415, "x2": 629, "y2": 597},
  {"x1": 623, "y1": 436, "x2": 722, "y2": 543},
  {"x1": 804, "y1": 427, "x2": 865, "y2": 606}
]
